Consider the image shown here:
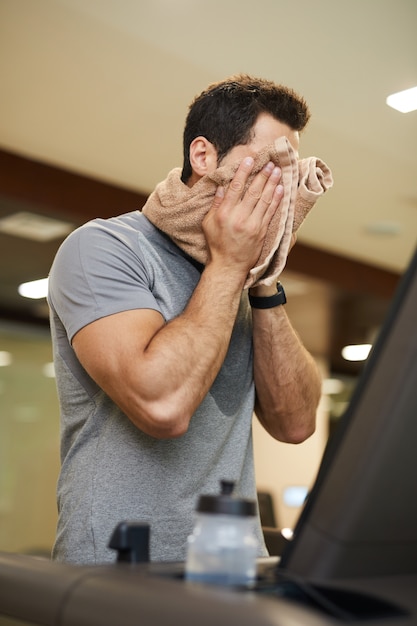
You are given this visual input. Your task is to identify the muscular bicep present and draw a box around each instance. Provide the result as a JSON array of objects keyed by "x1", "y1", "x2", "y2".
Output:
[{"x1": 72, "y1": 308, "x2": 167, "y2": 433}]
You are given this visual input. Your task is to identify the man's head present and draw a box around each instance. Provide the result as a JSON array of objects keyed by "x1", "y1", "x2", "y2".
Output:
[{"x1": 181, "y1": 74, "x2": 310, "y2": 184}]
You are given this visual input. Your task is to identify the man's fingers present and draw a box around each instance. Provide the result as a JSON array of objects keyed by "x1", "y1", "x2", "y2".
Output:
[
  {"x1": 244, "y1": 162, "x2": 282, "y2": 213},
  {"x1": 254, "y1": 165, "x2": 282, "y2": 215},
  {"x1": 211, "y1": 157, "x2": 283, "y2": 225},
  {"x1": 224, "y1": 158, "x2": 281, "y2": 207},
  {"x1": 211, "y1": 185, "x2": 225, "y2": 209},
  {"x1": 226, "y1": 157, "x2": 255, "y2": 197}
]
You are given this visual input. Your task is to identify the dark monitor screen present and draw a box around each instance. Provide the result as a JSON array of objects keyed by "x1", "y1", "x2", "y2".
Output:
[{"x1": 279, "y1": 246, "x2": 417, "y2": 581}]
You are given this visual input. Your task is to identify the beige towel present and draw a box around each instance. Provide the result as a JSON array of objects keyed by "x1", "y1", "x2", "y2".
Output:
[{"x1": 142, "y1": 136, "x2": 333, "y2": 288}]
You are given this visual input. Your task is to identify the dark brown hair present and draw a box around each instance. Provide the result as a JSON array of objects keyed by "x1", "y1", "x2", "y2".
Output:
[{"x1": 181, "y1": 74, "x2": 310, "y2": 182}]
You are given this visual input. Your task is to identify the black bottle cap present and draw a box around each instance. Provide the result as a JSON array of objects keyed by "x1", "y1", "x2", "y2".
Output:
[{"x1": 196, "y1": 480, "x2": 256, "y2": 517}]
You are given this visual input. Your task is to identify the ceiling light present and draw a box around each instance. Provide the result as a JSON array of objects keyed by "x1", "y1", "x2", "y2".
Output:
[
  {"x1": 386, "y1": 86, "x2": 417, "y2": 113},
  {"x1": 0, "y1": 211, "x2": 73, "y2": 241},
  {"x1": 341, "y1": 344, "x2": 372, "y2": 362},
  {"x1": 281, "y1": 528, "x2": 294, "y2": 540},
  {"x1": 18, "y1": 277, "x2": 49, "y2": 299}
]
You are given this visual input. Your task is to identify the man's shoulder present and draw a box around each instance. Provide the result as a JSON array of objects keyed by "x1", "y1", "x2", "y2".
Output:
[
  {"x1": 80, "y1": 211, "x2": 174, "y2": 248},
  {"x1": 56, "y1": 211, "x2": 155, "y2": 255},
  {"x1": 80, "y1": 210, "x2": 145, "y2": 237}
]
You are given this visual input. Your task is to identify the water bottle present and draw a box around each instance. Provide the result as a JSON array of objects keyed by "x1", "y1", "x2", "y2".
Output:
[{"x1": 185, "y1": 480, "x2": 258, "y2": 587}]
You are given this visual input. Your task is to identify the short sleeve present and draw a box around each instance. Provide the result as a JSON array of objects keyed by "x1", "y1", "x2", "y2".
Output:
[{"x1": 48, "y1": 219, "x2": 162, "y2": 343}]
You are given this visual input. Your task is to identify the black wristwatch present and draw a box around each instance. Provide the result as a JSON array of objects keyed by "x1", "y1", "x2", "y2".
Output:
[{"x1": 248, "y1": 282, "x2": 287, "y2": 309}]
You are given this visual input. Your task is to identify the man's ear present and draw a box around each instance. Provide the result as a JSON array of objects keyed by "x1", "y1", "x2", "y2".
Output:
[{"x1": 189, "y1": 136, "x2": 218, "y2": 179}]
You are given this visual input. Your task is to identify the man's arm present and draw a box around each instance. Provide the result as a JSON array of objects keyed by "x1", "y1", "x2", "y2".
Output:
[
  {"x1": 250, "y1": 280, "x2": 322, "y2": 444},
  {"x1": 72, "y1": 158, "x2": 284, "y2": 439},
  {"x1": 73, "y1": 268, "x2": 243, "y2": 439}
]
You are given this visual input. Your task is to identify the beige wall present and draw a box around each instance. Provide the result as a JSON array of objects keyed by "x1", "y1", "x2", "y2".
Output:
[{"x1": 0, "y1": 324, "x2": 60, "y2": 555}]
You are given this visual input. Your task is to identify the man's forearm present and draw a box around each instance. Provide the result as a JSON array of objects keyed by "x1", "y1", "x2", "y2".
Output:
[
  {"x1": 252, "y1": 304, "x2": 321, "y2": 444},
  {"x1": 132, "y1": 262, "x2": 246, "y2": 434}
]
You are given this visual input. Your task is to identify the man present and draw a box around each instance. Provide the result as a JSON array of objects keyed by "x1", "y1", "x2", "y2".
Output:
[{"x1": 48, "y1": 74, "x2": 322, "y2": 565}]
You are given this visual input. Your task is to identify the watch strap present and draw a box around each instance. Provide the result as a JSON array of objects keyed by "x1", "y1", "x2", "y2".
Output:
[{"x1": 249, "y1": 282, "x2": 287, "y2": 309}]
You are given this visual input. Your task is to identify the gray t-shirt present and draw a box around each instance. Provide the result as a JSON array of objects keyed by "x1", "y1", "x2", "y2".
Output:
[{"x1": 48, "y1": 211, "x2": 267, "y2": 564}]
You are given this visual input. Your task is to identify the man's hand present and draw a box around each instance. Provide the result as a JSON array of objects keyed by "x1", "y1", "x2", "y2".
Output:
[{"x1": 202, "y1": 158, "x2": 284, "y2": 285}]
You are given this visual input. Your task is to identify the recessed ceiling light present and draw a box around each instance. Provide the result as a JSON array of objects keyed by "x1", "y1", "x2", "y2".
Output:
[
  {"x1": 281, "y1": 528, "x2": 294, "y2": 540},
  {"x1": 341, "y1": 344, "x2": 372, "y2": 362},
  {"x1": 386, "y1": 86, "x2": 417, "y2": 113},
  {"x1": 0, "y1": 211, "x2": 73, "y2": 241},
  {"x1": 18, "y1": 277, "x2": 49, "y2": 299}
]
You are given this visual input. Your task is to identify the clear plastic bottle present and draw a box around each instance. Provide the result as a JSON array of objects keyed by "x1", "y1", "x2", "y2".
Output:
[{"x1": 185, "y1": 480, "x2": 258, "y2": 587}]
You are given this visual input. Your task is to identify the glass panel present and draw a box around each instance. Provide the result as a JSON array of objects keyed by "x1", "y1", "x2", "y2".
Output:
[{"x1": 0, "y1": 322, "x2": 60, "y2": 556}]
